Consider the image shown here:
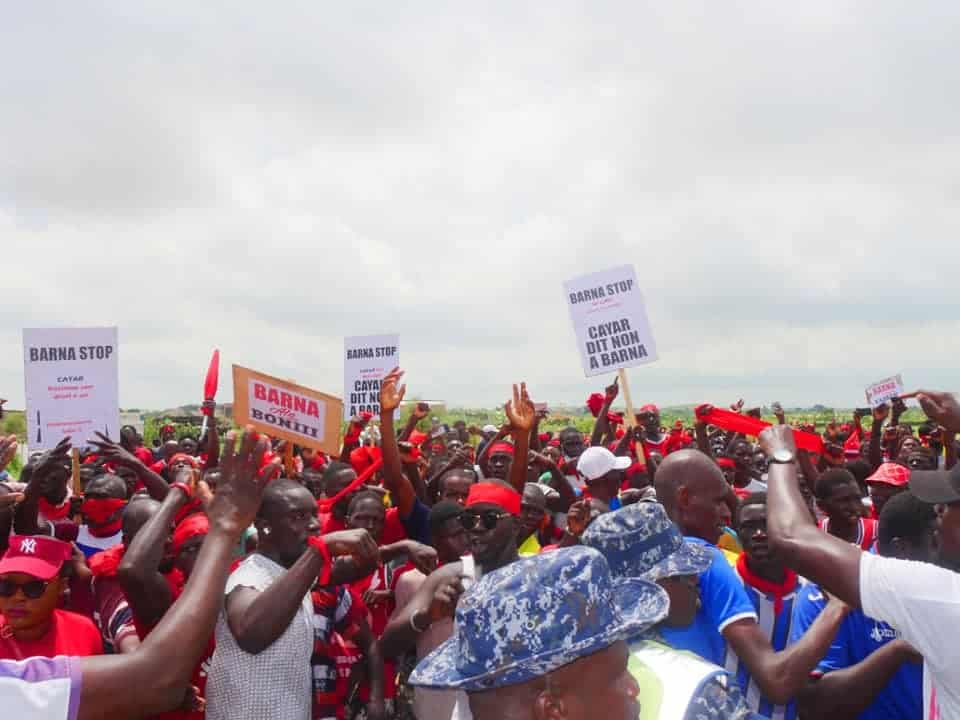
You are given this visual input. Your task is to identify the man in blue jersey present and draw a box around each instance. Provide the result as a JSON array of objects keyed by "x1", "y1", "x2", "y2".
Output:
[
  {"x1": 732, "y1": 493, "x2": 812, "y2": 720},
  {"x1": 790, "y1": 490, "x2": 933, "y2": 719},
  {"x1": 653, "y1": 450, "x2": 848, "y2": 707}
]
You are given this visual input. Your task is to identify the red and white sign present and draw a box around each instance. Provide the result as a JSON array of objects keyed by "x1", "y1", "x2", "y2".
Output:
[
  {"x1": 232, "y1": 365, "x2": 342, "y2": 454},
  {"x1": 22, "y1": 327, "x2": 119, "y2": 450},
  {"x1": 865, "y1": 374, "x2": 904, "y2": 408}
]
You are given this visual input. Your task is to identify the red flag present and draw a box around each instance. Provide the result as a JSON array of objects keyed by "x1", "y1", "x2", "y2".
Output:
[
  {"x1": 694, "y1": 405, "x2": 824, "y2": 454},
  {"x1": 203, "y1": 350, "x2": 220, "y2": 415}
]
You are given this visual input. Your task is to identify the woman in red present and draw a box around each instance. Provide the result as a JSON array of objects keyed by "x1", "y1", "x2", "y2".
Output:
[{"x1": 0, "y1": 534, "x2": 102, "y2": 660}]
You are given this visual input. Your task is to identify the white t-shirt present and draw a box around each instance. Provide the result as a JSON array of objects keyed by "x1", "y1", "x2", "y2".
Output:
[
  {"x1": 0, "y1": 655, "x2": 79, "y2": 720},
  {"x1": 206, "y1": 553, "x2": 314, "y2": 720},
  {"x1": 860, "y1": 552, "x2": 960, "y2": 719}
]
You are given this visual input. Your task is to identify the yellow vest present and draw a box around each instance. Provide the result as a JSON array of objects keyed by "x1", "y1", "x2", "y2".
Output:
[{"x1": 628, "y1": 639, "x2": 727, "y2": 720}]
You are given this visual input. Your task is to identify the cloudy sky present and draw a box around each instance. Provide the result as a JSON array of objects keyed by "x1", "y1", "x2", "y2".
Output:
[{"x1": 3, "y1": 2, "x2": 959, "y2": 413}]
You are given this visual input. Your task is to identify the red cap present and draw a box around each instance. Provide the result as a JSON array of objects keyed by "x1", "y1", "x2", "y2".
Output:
[
  {"x1": 350, "y1": 446, "x2": 382, "y2": 474},
  {"x1": 488, "y1": 441, "x2": 515, "y2": 457},
  {"x1": 717, "y1": 457, "x2": 736, "y2": 470},
  {"x1": 466, "y1": 482, "x2": 522, "y2": 515},
  {"x1": 0, "y1": 535, "x2": 73, "y2": 580},
  {"x1": 867, "y1": 462, "x2": 911, "y2": 488},
  {"x1": 586, "y1": 393, "x2": 605, "y2": 418},
  {"x1": 639, "y1": 404, "x2": 659, "y2": 414}
]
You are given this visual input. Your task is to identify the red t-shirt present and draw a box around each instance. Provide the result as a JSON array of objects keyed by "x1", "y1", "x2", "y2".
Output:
[
  {"x1": 320, "y1": 507, "x2": 407, "y2": 546},
  {"x1": 0, "y1": 609, "x2": 103, "y2": 660}
]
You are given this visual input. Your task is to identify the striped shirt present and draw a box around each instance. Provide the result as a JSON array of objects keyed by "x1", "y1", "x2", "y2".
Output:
[
  {"x1": 818, "y1": 517, "x2": 877, "y2": 551},
  {"x1": 726, "y1": 571, "x2": 804, "y2": 720}
]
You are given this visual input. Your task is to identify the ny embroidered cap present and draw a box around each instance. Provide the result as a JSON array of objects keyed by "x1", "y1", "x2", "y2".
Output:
[
  {"x1": 581, "y1": 502, "x2": 713, "y2": 582},
  {"x1": 910, "y1": 462, "x2": 960, "y2": 504},
  {"x1": 0, "y1": 535, "x2": 73, "y2": 580},
  {"x1": 577, "y1": 446, "x2": 632, "y2": 481},
  {"x1": 408, "y1": 546, "x2": 668, "y2": 691}
]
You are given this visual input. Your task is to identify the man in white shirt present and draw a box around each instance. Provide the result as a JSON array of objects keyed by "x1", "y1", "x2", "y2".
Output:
[{"x1": 763, "y1": 390, "x2": 960, "y2": 720}]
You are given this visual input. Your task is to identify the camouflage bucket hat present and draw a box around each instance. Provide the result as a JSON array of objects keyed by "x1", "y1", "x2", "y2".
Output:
[
  {"x1": 408, "y1": 546, "x2": 668, "y2": 691},
  {"x1": 581, "y1": 502, "x2": 713, "y2": 582}
]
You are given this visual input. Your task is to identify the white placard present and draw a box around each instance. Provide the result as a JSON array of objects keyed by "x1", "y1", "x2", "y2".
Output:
[
  {"x1": 563, "y1": 265, "x2": 658, "y2": 377},
  {"x1": 865, "y1": 374, "x2": 904, "y2": 408},
  {"x1": 23, "y1": 327, "x2": 119, "y2": 450},
  {"x1": 343, "y1": 334, "x2": 400, "y2": 420}
]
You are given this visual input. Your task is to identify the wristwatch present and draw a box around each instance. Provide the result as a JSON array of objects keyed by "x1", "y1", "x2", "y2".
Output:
[{"x1": 768, "y1": 447, "x2": 796, "y2": 464}]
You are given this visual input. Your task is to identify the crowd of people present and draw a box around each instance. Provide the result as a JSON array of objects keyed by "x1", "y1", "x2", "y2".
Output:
[{"x1": 1, "y1": 371, "x2": 959, "y2": 720}]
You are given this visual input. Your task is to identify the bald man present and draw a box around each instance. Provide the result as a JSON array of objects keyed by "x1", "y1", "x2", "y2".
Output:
[{"x1": 652, "y1": 450, "x2": 848, "y2": 712}]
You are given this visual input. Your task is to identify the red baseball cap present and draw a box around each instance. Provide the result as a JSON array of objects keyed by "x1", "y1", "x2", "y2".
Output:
[
  {"x1": 867, "y1": 462, "x2": 911, "y2": 488},
  {"x1": 0, "y1": 535, "x2": 73, "y2": 580}
]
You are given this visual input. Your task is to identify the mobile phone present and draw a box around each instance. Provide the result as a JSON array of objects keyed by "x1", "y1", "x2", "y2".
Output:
[
  {"x1": 855, "y1": 407, "x2": 872, "y2": 417},
  {"x1": 417, "y1": 402, "x2": 430, "y2": 412}
]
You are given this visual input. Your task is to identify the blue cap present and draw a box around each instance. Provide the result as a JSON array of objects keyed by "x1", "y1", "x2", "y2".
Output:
[
  {"x1": 581, "y1": 502, "x2": 713, "y2": 582},
  {"x1": 408, "y1": 546, "x2": 668, "y2": 690}
]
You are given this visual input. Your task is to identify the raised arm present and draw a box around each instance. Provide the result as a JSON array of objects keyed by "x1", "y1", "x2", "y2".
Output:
[
  {"x1": 398, "y1": 402, "x2": 429, "y2": 442},
  {"x1": 226, "y1": 528, "x2": 377, "y2": 654},
  {"x1": 867, "y1": 405, "x2": 887, "y2": 471},
  {"x1": 797, "y1": 638, "x2": 917, "y2": 719},
  {"x1": 201, "y1": 399, "x2": 220, "y2": 470},
  {"x1": 505, "y1": 382, "x2": 536, "y2": 494},
  {"x1": 590, "y1": 378, "x2": 619, "y2": 447},
  {"x1": 117, "y1": 480, "x2": 192, "y2": 629},
  {"x1": 762, "y1": 425, "x2": 863, "y2": 607},
  {"x1": 379, "y1": 368, "x2": 416, "y2": 518},
  {"x1": 91, "y1": 433, "x2": 170, "y2": 502},
  {"x1": 77, "y1": 428, "x2": 272, "y2": 719},
  {"x1": 723, "y1": 597, "x2": 848, "y2": 704},
  {"x1": 14, "y1": 437, "x2": 72, "y2": 536}
]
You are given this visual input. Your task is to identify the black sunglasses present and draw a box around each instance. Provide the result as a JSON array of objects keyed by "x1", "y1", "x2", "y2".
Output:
[
  {"x1": 460, "y1": 510, "x2": 511, "y2": 531},
  {"x1": 0, "y1": 578, "x2": 50, "y2": 599}
]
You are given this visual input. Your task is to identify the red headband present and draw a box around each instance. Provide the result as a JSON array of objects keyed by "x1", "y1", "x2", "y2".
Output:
[
  {"x1": 586, "y1": 393, "x2": 605, "y2": 418},
  {"x1": 466, "y1": 482, "x2": 522, "y2": 516},
  {"x1": 169, "y1": 453, "x2": 197, "y2": 469},
  {"x1": 316, "y1": 458, "x2": 383, "y2": 514},
  {"x1": 717, "y1": 457, "x2": 736, "y2": 469},
  {"x1": 694, "y1": 405, "x2": 824, "y2": 454},
  {"x1": 488, "y1": 442, "x2": 515, "y2": 457},
  {"x1": 172, "y1": 513, "x2": 209, "y2": 556}
]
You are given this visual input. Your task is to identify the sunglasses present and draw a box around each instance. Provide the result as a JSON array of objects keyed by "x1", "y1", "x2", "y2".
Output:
[
  {"x1": 0, "y1": 578, "x2": 50, "y2": 599},
  {"x1": 460, "y1": 510, "x2": 511, "y2": 531}
]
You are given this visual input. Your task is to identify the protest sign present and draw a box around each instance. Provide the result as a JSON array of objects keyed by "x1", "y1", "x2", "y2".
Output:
[
  {"x1": 343, "y1": 334, "x2": 400, "y2": 420},
  {"x1": 563, "y1": 265, "x2": 658, "y2": 377},
  {"x1": 865, "y1": 374, "x2": 904, "y2": 408},
  {"x1": 22, "y1": 327, "x2": 119, "y2": 450},
  {"x1": 232, "y1": 365, "x2": 342, "y2": 454}
]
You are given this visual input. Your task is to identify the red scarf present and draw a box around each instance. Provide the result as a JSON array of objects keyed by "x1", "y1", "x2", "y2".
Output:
[
  {"x1": 88, "y1": 544, "x2": 126, "y2": 578},
  {"x1": 736, "y1": 553, "x2": 798, "y2": 616},
  {"x1": 81, "y1": 498, "x2": 127, "y2": 537},
  {"x1": 38, "y1": 497, "x2": 72, "y2": 521}
]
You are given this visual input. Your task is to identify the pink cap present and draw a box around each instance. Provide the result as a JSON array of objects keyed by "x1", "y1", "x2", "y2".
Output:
[{"x1": 867, "y1": 462, "x2": 911, "y2": 488}]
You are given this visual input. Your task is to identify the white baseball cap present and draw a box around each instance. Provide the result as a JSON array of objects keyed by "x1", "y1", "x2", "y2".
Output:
[
  {"x1": 577, "y1": 446, "x2": 632, "y2": 481},
  {"x1": 482, "y1": 425, "x2": 498, "y2": 434}
]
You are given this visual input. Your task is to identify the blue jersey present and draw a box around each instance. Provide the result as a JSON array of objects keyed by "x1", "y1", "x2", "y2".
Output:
[
  {"x1": 790, "y1": 583, "x2": 922, "y2": 720},
  {"x1": 727, "y1": 570, "x2": 804, "y2": 720},
  {"x1": 659, "y1": 537, "x2": 757, "y2": 667}
]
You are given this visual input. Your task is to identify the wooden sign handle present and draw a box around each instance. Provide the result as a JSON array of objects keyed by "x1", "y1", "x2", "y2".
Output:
[{"x1": 617, "y1": 369, "x2": 645, "y2": 466}]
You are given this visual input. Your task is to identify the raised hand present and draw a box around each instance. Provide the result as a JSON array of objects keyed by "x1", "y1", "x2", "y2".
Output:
[
  {"x1": 900, "y1": 390, "x2": 960, "y2": 432},
  {"x1": 379, "y1": 367, "x2": 406, "y2": 414},
  {"x1": 872, "y1": 403, "x2": 890, "y2": 424},
  {"x1": 505, "y1": 382, "x2": 536, "y2": 433},
  {"x1": 323, "y1": 528, "x2": 379, "y2": 567},
  {"x1": 427, "y1": 575, "x2": 465, "y2": 623},
  {"x1": 90, "y1": 432, "x2": 143, "y2": 469},
  {"x1": 412, "y1": 402, "x2": 430, "y2": 421},
  {"x1": 604, "y1": 377, "x2": 620, "y2": 403},
  {"x1": 405, "y1": 541, "x2": 439, "y2": 575},
  {"x1": 206, "y1": 427, "x2": 272, "y2": 535},
  {"x1": 0, "y1": 434, "x2": 17, "y2": 473},
  {"x1": 758, "y1": 424, "x2": 798, "y2": 458}
]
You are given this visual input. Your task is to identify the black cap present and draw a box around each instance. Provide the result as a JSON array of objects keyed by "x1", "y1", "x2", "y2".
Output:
[{"x1": 910, "y1": 464, "x2": 960, "y2": 504}]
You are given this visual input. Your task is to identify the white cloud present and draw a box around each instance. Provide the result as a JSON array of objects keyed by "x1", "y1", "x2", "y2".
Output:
[{"x1": 2, "y1": 2, "x2": 959, "y2": 413}]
